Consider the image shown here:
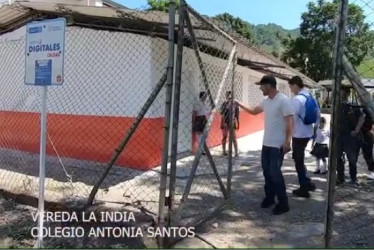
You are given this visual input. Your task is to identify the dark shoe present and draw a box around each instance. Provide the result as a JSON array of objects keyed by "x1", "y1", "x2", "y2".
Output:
[
  {"x1": 313, "y1": 170, "x2": 321, "y2": 174},
  {"x1": 336, "y1": 179, "x2": 345, "y2": 186},
  {"x1": 292, "y1": 186, "x2": 310, "y2": 198},
  {"x1": 308, "y1": 182, "x2": 316, "y2": 192},
  {"x1": 350, "y1": 179, "x2": 359, "y2": 186},
  {"x1": 321, "y1": 171, "x2": 327, "y2": 175},
  {"x1": 261, "y1": 198, "x2": 275, "y2": 208},
  {"x1": 272, "y1": 203, "x2": 290, "y2": 215}
]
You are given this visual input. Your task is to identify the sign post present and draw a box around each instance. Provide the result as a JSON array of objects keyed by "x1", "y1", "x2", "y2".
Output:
[{"x1": 25, "y1": 18, "x2": 66, "y2": 248}]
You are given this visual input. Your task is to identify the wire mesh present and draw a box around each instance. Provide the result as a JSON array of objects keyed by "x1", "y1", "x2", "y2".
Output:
[
  {"x1": 167, "y1": 1, "x2": 296, "y2": 229},
  {"x1": 0, "y1": 0, "x2": 325, "y2": 247},
  {"x1": 166, "y1": 4, "x2": 237, "y2": 228},
  {"x1": 0, "y1": 6, "x2": 175, "y2": 241},
  {"x1": 326, "y1": 0, "x2": 374, "y2": 247},
  {"x1": 0, "y1": 1, "x2": 250, "y2": 246}
]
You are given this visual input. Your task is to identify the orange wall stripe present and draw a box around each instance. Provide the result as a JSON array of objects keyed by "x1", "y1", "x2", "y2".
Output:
[{"x1": 0, "y1": 111, "x2": 264, "y2": 170}]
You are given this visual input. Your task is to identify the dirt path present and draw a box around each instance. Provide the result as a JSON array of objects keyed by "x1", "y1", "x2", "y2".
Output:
[{"x1": 175, "y1": 128, "x2": 374, "y2": 248}]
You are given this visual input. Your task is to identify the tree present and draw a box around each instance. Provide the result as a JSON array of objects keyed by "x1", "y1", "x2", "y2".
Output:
[
  {"x1": 213, "y1": 13, "x2": 254, "y2": 43},
  {"x1": 281, "y1": 0, "x2": 374, "y2": 82},
  {"x1": 271, "y1": 50, "x2": 279, "y2": 58},
  {"x1": 147, "y1": 0, "x2": 180, "y2": 12}
]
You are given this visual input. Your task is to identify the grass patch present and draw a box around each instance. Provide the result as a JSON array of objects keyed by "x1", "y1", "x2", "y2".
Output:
[{"x1": 358, "y1": 58, "x2": 374, "y2": 78}]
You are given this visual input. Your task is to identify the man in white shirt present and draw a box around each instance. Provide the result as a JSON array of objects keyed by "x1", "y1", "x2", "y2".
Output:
[
  {"x1": 288, "y1": 76, "x2": 318, "y2": 198},
  {"x1": 236, "y1": 74, "x2": 294, "y2": 215}
]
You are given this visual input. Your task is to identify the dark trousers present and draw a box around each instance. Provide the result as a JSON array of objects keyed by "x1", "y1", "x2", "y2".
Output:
[
  {"x1": 292, "y1": 137, "x2": 312, "y2": 186},
  {"x1": 261, "y1": 146, "x2": 288, "y2": 205},
  {"x1": 361, "y1": 131, "x2": 374, "y2": 172},
  {"x1": 337, "y1": 135, "x2": 361, "y2": 182}
]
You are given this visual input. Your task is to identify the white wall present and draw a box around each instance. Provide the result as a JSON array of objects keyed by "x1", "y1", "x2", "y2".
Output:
[
  {"x1": 148, "y1": 37, "x2": 295, "y2": 153},
  {"x1": 0, "y1": 25, "x2": 293, "y2": 155},
  {"x1": 0, "y1": 26, "x2": 156, "y2": 117}
]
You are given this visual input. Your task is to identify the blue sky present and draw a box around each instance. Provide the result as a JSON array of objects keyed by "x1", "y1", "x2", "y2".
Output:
[{"x1": 118, "y1": 0, "x2": 318, "y2": 30}]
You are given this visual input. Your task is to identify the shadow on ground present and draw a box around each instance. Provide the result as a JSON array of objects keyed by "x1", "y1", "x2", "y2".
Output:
[{"x1": 175, "y1": 148, "x2": 374, "y2": 248}]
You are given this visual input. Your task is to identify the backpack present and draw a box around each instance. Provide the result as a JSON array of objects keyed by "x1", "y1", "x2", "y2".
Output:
[{"x1": 298, "y1": 93, "x2": 320, "y2": 125}]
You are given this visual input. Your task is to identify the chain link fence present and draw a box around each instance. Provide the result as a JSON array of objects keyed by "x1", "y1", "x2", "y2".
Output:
[
  {"x1": 0, "y1": 3, "x2": 180, "y2": 247},
  {"x1": 324, "y1": 0, "x2": 374, "y2": 247},
  {"x1": 164, "y1": 3, "x2": 237, "y2": 231},
  {"x1": 0, "y1": 0, "x2": 247, "y2": 247},
  {"x1": 0, "y1": 4, "x2": 175, "y2": 210},
  {"x1": 164, "y1": 2, "x2": 297, "y2": 234},
  {"x1": 0, "y1": 0, "x2": 315, "y2": 247}
]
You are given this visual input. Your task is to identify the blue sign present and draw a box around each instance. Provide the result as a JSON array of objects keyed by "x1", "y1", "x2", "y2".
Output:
[
  {"x1": 25, "y1": 18, "x2": 66, "y2": 86},
  {"x1": 35, "y1": 60, "x2": 52, "y2": 85},
  {"x1": 28, "y1": 26, "x2": 43, "y2": 34}
]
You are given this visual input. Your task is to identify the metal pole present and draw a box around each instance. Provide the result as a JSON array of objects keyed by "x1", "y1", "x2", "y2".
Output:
[
  {"x1": 343, "y1": 55, "x2": 374, "y2": 119},
  {"x1": 86, "y1": 71, "x2": 167, "y2": 206},
  {"x1": 168, "y1": 0, "x2": 185, "y2": 227},
  {"x1": 185, "y1": 4, "x2": 237, "y2": 44},
  {"x1": 204, "y1": 143, "x2": 227, "y2": 199},
  {"x1": 37, "y1": 86, "x2": 48, "y2": 248},
  {"x1": 158, "y1": 0, "x2": 176, "y2": 247},
  {"x1": 173, "y1": 45, "x2": 237, "y2": 220},
  {"x1": 227, "y1": 53, "x2": 237, "y2": 198},
  {"x1": 184, "y1": 8, "x2": 214, "y2": 109},
  {"x1": 324, "y1": 0, "x2": 348, "y2": 248}
]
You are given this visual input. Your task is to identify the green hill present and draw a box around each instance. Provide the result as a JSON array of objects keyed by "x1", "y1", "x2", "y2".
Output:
[
  {"x1": 249, "y1": 24, "x2": 374, "y2": 76},
  {"x1": 213, "y1": 13, "x2": 374, "y2": 73},
  {"x1": 212, "y1": 13, "x2": 299, "y2": 58},
  {"x1": 252, "y1": 23, "x2": 299, "y2": 57}
]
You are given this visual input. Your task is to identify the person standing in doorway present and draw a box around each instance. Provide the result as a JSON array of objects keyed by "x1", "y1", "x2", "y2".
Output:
[
  {"x1": 288, "y1": 76, "x2": 318, "y2": 198},
  {"x1": 235, "y1": 75, "x2": 294, "y2": 215}
]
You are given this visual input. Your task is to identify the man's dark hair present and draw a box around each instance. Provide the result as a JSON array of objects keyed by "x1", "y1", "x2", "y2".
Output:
[
  {"x1": 288, "y1": 76, "x2": 305, "y2": 88},
  {"x1": 255, "y1": 75, "x2": 277, "y2": 87}
]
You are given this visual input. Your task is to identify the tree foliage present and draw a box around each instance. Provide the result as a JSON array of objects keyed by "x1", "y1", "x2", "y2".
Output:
[
  {"x1": 147, "y1": 0, "x2": 180, "y2": 12},
  {"x1": 146, "y1": 3, "x2": 297, "y2": 58},
  {"x1": 213, "y1": 13, "x2": 254, "y2": 43},
  {"x1": 253, "y1": 24, "x2": 299, "y2": 57},
  {"x1": 281, "y1": 0, "x2": 374, "y2": 81}
]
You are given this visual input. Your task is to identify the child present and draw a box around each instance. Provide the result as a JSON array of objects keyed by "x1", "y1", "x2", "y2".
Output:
[
  {"x1": 192, "y1": 91, "x2": 210, "y2": 153},
  {"x1": 220, "y1": 91, "x2": 239, "y2": 156},
  {"x1": 311, "y1": 117, "x2": 330, "y2": 174}
]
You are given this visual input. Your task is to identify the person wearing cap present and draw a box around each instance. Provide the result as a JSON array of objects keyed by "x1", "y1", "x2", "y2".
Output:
[
  {"x1": 235, "y1": 74, "x2": 294, "y2": 215},
  {"x1": 288, "y1": 76, "x2": 318, "y2": 198}
]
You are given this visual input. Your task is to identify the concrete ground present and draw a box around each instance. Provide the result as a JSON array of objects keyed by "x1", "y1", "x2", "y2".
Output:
[
  {"x1": 175, "y1": 114, "x2": 374, "y2": 248},
  {"x1": 175, "y1": 129, "x2": 326, "y2": 248},
  {"x1": 1, "y1": 113, "x2": 374, "y2": 248}
]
